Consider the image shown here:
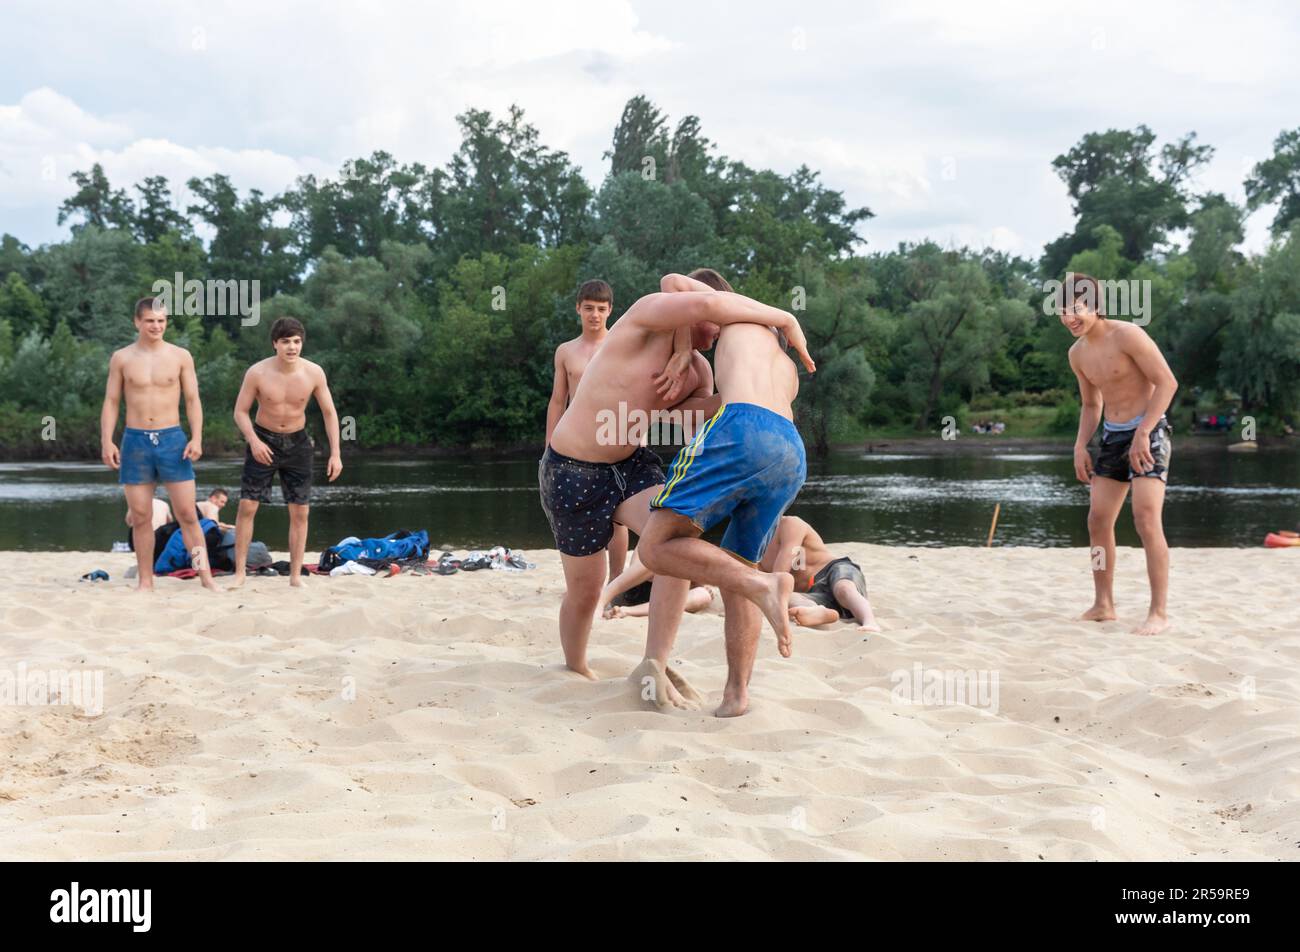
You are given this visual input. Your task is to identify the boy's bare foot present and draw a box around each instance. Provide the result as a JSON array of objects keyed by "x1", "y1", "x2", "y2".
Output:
[
  {"x1": 1080, "y1": 603, "x2": 1117, "y2": 622},
  {"x1": 200, "y1": 578, "x2": 223, "y2": 593},
  {"x1": 664, "y1": 664, "x2": 703, "y2": 707},
  {"x1": 747, "y1": 572, "x2": 794, "y2": 657},
  {"x1": 715, "y1": 688, "x2": 749, "y2": 718},
  {"x1": 132, "y1": 580, "x2": 155, "y2": 593},
  {"x1": 228, "y1": 572, "x2": 246, "y2": 589},
  {"x1": 856, "y1": 621, "x2": 882, "y2": 633},
  {"x1": 566, "y1": 662, "x2": 598, "y2": 681},
  {"x1": 1133, "y1": 611, "x2": 1169, "y2": 636},
  {"x1": 289, "y1": 573, "x2": 308, "y2": 588},
  {"x1": 629, "y1": 658, "x2": 698, "y2": 710}
]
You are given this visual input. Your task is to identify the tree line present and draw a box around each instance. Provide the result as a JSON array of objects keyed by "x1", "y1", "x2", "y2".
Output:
[{"x1": 2, "y1": 96, "x2": 1299, "y2": 459}]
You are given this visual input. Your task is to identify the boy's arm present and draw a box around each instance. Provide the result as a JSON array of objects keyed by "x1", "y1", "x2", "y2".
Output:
[
  {"x1": 660, "y1": 272, "x2": 718, "y2": 294},
  {"x1": 769, "y1": 518, "x2": 808, "y2": 575},
  {"x1": 179, "y1": 350, "x2": 203, "y2": 461},
  {"x1": 625, "y1": 291, "x2": 815, "y2": 372},
  {"x1": 545, "y1": 349, "x2": 568, "y2": 445},
  {"x1": 1124, "y1": 329, "x2": 1179, "y2": 471},
  {"x1": 101, "y1": 351, "x2": 123, "y2": 469},
  {"x1": 1068, "y1": 348, "x2": 1102, "y2": 484},
  {"x1": 652, "y1": 326, "x2": 696, "y2": 403},
  {"x1": 234, "y1": 368, "x2": 273, "y2": 464},
  {"x1": 314, "y1": 366, "x2": 343, "y2": 481}
]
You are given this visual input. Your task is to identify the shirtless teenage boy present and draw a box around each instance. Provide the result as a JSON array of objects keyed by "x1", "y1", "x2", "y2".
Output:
[
  {"x1": 1063, "y1": 272, "x2": 1179, "y2": 636},
  {"x1": 636, "y1": 269, "x2": 816, "y2": 718},
  {"x1": 230, "y1": 317, "x2": 342, "y2": 587},
  {"x1": 600, "y1": 516, "x2": 878, "y2": 633},
  {"x1": 101, "y1": 296, "x2": 217, "y2": 592},
  {"x1": 541, "y1": 273, "x2": 810, "y2": 708},
  {"x1": 758, "y1": 516, "x2": 879, "y2": 632},
  {"x1": 546, "y1": 280, "x2": 628, "y2": 581}
]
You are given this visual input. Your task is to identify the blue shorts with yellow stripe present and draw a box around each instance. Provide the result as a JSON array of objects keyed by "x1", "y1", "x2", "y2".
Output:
[{"x1": 650, "y1": 403, "x2": 807, "y2": 564}]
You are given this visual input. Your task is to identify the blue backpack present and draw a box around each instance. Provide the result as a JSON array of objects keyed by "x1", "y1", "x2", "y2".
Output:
[{"x1": 154, "y1": 518, "x2": 220, "y2": 573}]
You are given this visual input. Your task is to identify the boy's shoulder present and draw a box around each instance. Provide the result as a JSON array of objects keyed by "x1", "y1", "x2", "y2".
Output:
[{"x1": 554, "y1": 336, "x2": 587, "y2": 359}]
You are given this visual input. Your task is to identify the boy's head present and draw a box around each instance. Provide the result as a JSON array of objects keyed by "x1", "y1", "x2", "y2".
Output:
[
  {"x1": 685, "y1": 268, "x2": 727, "y2": 350},
  {"x1": 208, "y1": 488, "x2": 229, "y2": 510},
  {"x1": 1059, "y1": 272, "x2": 1104, "y2": 338},
  {"x1": 271, "y1": 316, "x2": 306, "y2": 360},
  {"x1": 134, "y1": 295, "x2": 167, "y2": 340},
  {"x1": 576, "y1": 279, "x2": 613, "y2": 332}
]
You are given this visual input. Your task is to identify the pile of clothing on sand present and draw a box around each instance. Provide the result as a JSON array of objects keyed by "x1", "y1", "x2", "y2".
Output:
[{"x1": 104, "y1": 527, "x2": 536, "y2": 580}]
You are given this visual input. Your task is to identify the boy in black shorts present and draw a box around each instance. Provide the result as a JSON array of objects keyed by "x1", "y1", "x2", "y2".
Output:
[
  {"x1": 231, "y1": 317, "x2": 343, "y2": 587},
  {"x1": 1063, "y1": 273, "x2": 1178, "y2": 635}
]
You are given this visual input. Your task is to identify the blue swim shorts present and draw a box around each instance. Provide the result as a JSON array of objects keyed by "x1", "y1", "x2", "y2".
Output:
[
  {"x1": 119, "y1": 426, "x2": 195, "y2": 485},
  {"x1": 650, "y1": 403, "x2": 807, "y2": 564}
]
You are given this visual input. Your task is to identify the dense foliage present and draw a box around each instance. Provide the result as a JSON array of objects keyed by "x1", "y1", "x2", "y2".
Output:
[{"x1": 3, "y1": 95, "x2": 1298, "y2": 458}]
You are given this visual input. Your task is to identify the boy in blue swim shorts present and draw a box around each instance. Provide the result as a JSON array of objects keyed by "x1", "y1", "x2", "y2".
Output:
[
  {"x1": 101, "y1": 296, "x2": 219, "y2": 592},
  {"x1": 637, "y1": 269, "x2": 816, "y2": 718}
]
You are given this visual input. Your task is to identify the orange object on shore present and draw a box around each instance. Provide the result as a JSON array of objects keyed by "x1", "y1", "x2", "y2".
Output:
[{"x1": 1264, "y1": 532, "x2": 1300, "y2": 548}]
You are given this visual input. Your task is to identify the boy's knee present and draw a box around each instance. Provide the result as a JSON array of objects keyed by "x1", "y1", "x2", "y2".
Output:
[
  {"x1": 637, "y1": 540, "x2": 667, "y2": 574},
  {"x1": 1086, "y1": 510, "x2": 1114, "y2": 535},
  {"x1": 1133, "y1": 510, "x2": 1163, "y2": 538}
]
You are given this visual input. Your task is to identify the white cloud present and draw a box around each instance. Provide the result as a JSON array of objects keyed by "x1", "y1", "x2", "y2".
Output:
[{"x1": 0, "y1": 0, "x2": 1296, "y2": 256}]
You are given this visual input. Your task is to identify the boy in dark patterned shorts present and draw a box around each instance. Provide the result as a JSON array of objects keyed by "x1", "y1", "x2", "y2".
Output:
[
  {"x1": 1062, "y1": 273, "x2": 1179, "y2": 635},
  {"x1": 231, "y1": 317, "x2": 343, "y2": 587}
]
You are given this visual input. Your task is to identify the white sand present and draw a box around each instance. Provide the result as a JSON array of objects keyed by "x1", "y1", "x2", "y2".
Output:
[{"x1": 1, "y1": 545, "x2": 1297, "y2": 861}]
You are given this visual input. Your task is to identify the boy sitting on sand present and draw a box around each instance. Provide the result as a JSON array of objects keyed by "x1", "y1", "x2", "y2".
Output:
[
  {"x1": 1062, "y1": 273, "x2": 1178, "y2": 635},
  {"x1": 230, "y1": 317, "x2": 343, "y2": 588}
]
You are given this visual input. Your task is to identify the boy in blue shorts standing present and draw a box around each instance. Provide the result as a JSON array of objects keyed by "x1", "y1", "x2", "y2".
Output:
[
  {"x1": 101, "y1": 296, "x2": 218, "y2": 592},
  {"x1": 637, "y1": 269, "x2": 814, "y2": 717}
]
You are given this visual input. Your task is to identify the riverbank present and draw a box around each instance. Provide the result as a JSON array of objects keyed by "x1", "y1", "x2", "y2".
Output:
[{"x1": 2, "y1": 545, "x2": 1296, "y2": 860}]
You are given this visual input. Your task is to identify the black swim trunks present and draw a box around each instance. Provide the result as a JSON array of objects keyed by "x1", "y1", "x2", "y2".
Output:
[
  {"x1": 538, "y1": 445, "x2": 665, "y2": 557},
  {"x1": 803, "y1": 557, "x2": 867, "y2": 620},
  {"x1": 1092, "y1": 416, "x2": 1172, "y2": 483},
  {"x1": 241, "y1": 423, "x2": 314, "y2": 505}
]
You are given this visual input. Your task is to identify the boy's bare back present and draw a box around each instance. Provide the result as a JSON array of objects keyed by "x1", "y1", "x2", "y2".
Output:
[{"x1": 713, "y1": 323, "x2": 799, "y2": 419}]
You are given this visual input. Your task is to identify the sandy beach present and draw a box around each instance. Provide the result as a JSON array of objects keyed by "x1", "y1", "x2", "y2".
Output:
[{"x1": 1, "y1": 544, "x2": 1297, "y2": 861}]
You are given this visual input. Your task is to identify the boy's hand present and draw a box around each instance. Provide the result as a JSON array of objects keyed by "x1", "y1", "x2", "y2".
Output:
[
  {"x1": 103, "y1": 443, "x2": 120, "y2": 470},
  {"x1": 327, "y1": 454, "x2": 343, "y2": 481},
  {"x1": 1129, "y1": 430, "x2": 1155, "y2": 474},
  {"x1": 250, "y1": 438, "x2": 274, "y2": 465},
  {"x1": 785, "y1": 317, "x2": 816, "y2": 373},
  {"x1": 652, "y1": 350, "x2": 693, "y2": 403},
  {"x1": 183, "y1": 439, "x2": 203, "y2": 462},
  {"x1": 1073, "y1": 445, "x2": 1094, "y2": 483}
]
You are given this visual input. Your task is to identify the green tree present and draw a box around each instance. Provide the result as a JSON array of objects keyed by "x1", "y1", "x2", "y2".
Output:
[
  {"x1": 1043, "y1": 126, "x2": 1212, "y2": 275},
  {"x1": 57, "y1": 164, "x2": 135, "y2": 233},
  {"x1": 1245, "y1": 128, "x2": 1300, "y2": 237}
]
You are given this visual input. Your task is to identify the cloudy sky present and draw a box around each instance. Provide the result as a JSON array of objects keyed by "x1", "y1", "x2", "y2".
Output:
[{"x1": 2, "y1": 0, "x2": 1295, "y2": 257}]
